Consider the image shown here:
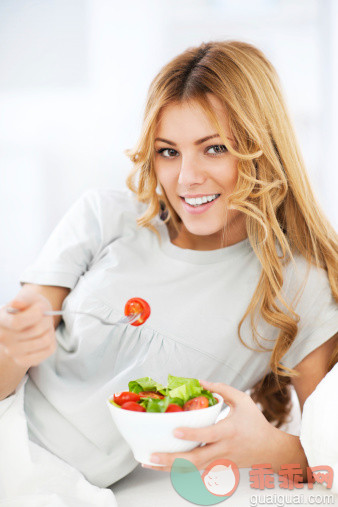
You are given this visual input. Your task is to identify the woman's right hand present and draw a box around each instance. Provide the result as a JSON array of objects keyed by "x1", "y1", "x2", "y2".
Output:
[{"x1": 0, "y1": 287, "x2": 57, "y2": 368}]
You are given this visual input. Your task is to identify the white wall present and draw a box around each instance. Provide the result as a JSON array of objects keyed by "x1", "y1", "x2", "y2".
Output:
[{"x1": 0, "y1": 0, "x2": 337, "y2": 302}]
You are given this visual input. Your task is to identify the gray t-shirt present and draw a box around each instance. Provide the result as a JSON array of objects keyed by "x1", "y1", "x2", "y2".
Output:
[{"x1": 19, "y1": 188, "x2": 338, "y2": 487}]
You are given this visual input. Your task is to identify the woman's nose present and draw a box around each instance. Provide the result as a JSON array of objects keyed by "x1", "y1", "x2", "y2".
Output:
[{"x1": 177, "y1": 156, "x2": 206, "y2": 187}]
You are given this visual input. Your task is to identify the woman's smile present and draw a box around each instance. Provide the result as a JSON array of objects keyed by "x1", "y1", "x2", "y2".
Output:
[{"x1": 179, "y1": 193, "x2": 221, "y2": 214}]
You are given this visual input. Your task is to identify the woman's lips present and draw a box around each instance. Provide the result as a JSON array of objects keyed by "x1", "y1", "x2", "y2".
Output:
[{"x1": 179, "y1": 195, "x2": 220, "y2": 215}]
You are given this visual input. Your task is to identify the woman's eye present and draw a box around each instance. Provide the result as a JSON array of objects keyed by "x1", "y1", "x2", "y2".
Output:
[
  {"x1": 156, "y1": 148, "x2": 178, "y2": 158},
  {"x1": 207, "y1": 145, "x2": 227, "y2": 155}
]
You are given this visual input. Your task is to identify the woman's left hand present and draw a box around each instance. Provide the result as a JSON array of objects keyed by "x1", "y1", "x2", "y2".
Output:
[{"x1": 143, "y1": 379, "x2": 283, "y2": 472}]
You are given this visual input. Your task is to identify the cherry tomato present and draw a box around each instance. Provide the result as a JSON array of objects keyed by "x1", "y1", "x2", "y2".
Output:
[
  {"x1": 124, "y1": 297, "x2": 151, "y2": 326},
  {"x1": 113, "y1": 391, "x2": 141, "y2": 406},
  {"x1": 183, "y1": 396, "x2": 209, "y2": 411},
  {"x1": 121, "y1": 401, "x2": 146, "y2": 412},
  {"x1": 165, "y1": 404, "x2": 183, "y2": 412},
  {"x1": 138, "y1": 391, "x2": 164, "y2": 399}
]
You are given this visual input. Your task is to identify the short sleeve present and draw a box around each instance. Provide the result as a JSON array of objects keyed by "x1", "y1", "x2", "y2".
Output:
[
  {"x1": 19, "y1": 188, "x2": 133, "y2": 290},
  {"x1": 281, "y1": 255, "x2": 338, "y2": 369}
]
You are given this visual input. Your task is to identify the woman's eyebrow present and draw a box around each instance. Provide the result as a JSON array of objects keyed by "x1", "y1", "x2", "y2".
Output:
[{"x1": 154, "y1": 134, "x2": 233, "y2": 146}]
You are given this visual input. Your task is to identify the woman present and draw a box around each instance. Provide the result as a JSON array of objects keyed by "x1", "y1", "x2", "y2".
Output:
[{"x1": 0, "y1": 40, "x2": 337, "y2": 487}]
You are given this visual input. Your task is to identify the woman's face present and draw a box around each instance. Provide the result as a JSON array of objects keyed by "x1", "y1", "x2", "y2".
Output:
[{"x1": 154, "y1": 94, "x2": 247, "y2": 250}]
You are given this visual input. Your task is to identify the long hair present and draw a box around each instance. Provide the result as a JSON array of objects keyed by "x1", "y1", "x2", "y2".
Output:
[{"x1": 125, "y1": 40, "x2": 338, "y2": 427}]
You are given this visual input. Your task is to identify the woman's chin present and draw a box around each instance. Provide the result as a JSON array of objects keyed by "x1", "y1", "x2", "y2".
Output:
[
  {"x1": 181, "y1": 221, "x2": 224, "y2": 238},
  {"x1": 173, "y1": 224, "x2": 226, "y2": 250}
]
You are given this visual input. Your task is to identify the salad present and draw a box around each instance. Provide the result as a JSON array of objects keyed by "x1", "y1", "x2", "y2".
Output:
[{"x1": 110, "y1": 374, "x2": 218, "y2": 413}]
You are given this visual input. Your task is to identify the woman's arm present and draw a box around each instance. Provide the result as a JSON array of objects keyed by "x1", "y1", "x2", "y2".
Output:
[
  {"x1": 0, "y1": 284, "x2": 70, "y2": 400},
  {"x1": 291, "y1": 333, "x2": 337, "y2": 411}
]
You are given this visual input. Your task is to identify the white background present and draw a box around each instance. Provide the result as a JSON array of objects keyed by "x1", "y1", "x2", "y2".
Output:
[{"x1": 0, "y1": 0, "x2": 337, "y2": 302}]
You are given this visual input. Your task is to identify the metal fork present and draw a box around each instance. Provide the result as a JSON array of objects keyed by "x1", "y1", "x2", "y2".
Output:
[{"x1": 6, "y1": 307, "x2": 141, "y2": 326}]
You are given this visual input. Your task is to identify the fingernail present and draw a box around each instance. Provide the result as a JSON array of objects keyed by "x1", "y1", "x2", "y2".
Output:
[
  {"x1": 174, "y1": 430, "x2": 184, "y2": 438},
  {"x1": 150, "y1": 455, "x2": 160, "y2": 463}
]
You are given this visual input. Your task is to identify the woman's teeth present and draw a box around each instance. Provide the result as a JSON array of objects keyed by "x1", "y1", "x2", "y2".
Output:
[{"x1": 183, "y1": 194, "x2": 220, "y2": 207}]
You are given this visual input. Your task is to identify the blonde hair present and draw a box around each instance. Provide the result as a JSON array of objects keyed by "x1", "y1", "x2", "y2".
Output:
[{"x1": 126, "y1": 40, "x2": 338, "y2": 427}]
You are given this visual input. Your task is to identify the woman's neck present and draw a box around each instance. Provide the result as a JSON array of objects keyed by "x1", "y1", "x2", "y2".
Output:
[{"x1": 166, "y1": 218, "x2": 248, "y2": 251}]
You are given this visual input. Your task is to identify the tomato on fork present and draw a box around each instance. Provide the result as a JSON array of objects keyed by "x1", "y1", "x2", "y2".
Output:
[{"x1": 124, "y1": 297, "x2": 151, "y2": 326}]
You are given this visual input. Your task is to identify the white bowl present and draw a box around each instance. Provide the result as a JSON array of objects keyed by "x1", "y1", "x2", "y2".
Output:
[{"x1": 106, "y1": 393, "x2": 224, "y2": 465}]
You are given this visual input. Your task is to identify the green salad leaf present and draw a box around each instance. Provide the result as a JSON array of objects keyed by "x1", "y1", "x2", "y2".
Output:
[
  {"x1": 167, "y1": 374, "x2": 201, "y2": 391},
  {"x1": 139, "y1": 395, "x2": 187, "y2": 413},
  {"x1": 128, "y1": 377, "x2": 166, "y2": 394},
  {"x1": 167, "y1": 397, "x2": 184, "y2": 407},
  {"x1": 139, "y1": 396, "x2": 170, "y2": 413},
  {"x1": 168, "y1": 382, "x2": 203, "y2": 404}
]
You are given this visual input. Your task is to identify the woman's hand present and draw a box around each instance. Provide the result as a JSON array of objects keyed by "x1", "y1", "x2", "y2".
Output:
[
  {"x1": 0, "y1": 287, "x2": 57, "y2": 368},
  {"x1": 143, "y1": 379, "x2": 286, "y2": 472}
]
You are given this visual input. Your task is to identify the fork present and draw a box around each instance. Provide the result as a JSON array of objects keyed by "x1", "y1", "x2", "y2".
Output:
[{"x1": 6, "y1": 307, "x2": 141, "y2": 326}]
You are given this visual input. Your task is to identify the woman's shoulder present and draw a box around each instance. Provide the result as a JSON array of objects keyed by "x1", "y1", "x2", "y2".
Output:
[
  {"x1": 74, "y1": 187, "x2": 151, "y2": 229},
  {"x1": 287, "y1": 251, "x2": 330, "y2": 283},
  {"x1": 78, "y1": 187, "x2": 145, "y2": 215},
  {"x1": 283, "y1": 250, "x2": 335, "y2": 308},
  {"x1": 279, "y1": 250, "x2": 337, "y2": 370},
  {"x1": 79, "y1": 187, "x2": 164, "y2": 246}
]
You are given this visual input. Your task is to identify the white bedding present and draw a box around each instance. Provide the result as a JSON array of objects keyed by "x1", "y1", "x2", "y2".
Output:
[
  {"x1": 300, "y1": 363, "x2": 338, "y2": 494},
  {"x1": 0, "y1": 377, "x2": 117, "y2": 507}
]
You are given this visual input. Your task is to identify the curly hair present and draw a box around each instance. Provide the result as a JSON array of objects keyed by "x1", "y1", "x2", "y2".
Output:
[{"x1": 125, "y1": 40, "x2": 338, "y2": 428}]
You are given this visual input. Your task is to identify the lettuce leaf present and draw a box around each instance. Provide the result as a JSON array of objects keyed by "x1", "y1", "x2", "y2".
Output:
[
  {"x1": 167, "y1": 396, "x2": 184, "y2": 407},
  {"x1": 200, "y1": 389, "x2": 218, "y2": 406},
  {"x1": 128, "y1": 377, "x2": 166, "y2": 394},
  {"x1": 168, "y1": 383, "x2": 201, "y2": 404},
  {"x1": 166, "y1": 375, "x2": 203, "y2": 404},
  {"x1": 139, "y1": 396, "x2": 171, "y2": 413},
  {"x1": 139, "y1": 395, "x2": 185, "y2": 413},
  {"x1": 167, "y1": 376, "x2": 219, "y2": 405},
  {"x1": 167, "y1": 374, "x2": 201, "y2": 391}
]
